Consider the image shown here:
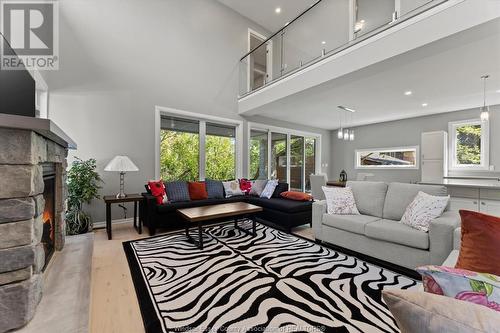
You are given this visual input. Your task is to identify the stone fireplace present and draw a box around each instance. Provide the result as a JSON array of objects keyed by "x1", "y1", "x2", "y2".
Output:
[{"x1": 0, "y1": 114, "x2": 76, "y2": 333}]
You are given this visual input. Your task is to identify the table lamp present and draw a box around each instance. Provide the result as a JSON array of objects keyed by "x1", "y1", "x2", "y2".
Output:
[{"x1": 104, "y1": 155, "x2": 139, "y2": 198}]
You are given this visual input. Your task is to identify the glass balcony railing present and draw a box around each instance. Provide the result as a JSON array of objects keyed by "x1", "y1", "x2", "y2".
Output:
[{"x1": 239, "y1": 0, "x2": 449, "y2": 97}]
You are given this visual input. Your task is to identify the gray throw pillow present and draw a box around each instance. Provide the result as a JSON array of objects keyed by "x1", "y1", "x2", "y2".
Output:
[
  {"x1": 205, "y1": 179, "x2": 224, "y2": 199},
  {"x1": 249, "y1": 180, "x2": 267, "y2": 196},
  {"x1": 165, "y1": 181, "x2": 190, "y2": 202}
]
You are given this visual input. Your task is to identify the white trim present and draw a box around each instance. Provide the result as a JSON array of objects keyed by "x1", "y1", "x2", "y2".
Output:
[
  {"x1": 448, "y1": 119, "x2": 490, "y2": 171},
  {"x1": 355, "y1": 146, "x2": 420, "y2": 170},
  {"x1": 154, "y1": 106, "x2": 243, "y2": 180},
  {"x1": 199, "y1": 121, "x2": 206, "y2": 180}
]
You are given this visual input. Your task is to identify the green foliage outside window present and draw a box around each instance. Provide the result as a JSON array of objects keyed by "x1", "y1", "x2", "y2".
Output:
[
  {"x1": 205, "y1": 135, "x2": 235, "y2": 180},
  {"x1": 160, "y1": 130, "x2": 199, "y2": 181},
  {"x1": 456, "y1": 124, "x2": 481, "y2": 165},
  {"x1": 160, "y1": 130, "x2": 235, "y2": 181}
]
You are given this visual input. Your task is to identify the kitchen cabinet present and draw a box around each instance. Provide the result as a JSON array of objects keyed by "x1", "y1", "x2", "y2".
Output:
[{"x1": 421, "y1": 131, "x2": 448, "y2": 181}]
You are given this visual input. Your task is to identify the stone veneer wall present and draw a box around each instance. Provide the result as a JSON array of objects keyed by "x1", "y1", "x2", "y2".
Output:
[{"x1": 0, "y1": 128, "x2": 68, "y2": 333}]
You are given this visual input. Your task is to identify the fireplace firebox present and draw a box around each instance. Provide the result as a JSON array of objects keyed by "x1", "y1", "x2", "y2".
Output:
[{"x1": 41, "y1": 163, "x2": 56, "y2": 270}]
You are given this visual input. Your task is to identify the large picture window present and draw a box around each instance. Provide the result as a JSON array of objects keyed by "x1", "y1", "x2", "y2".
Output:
[
  {"x1": 205, "y1": 123, "x2": 236, "y2": 180},
  {"x1": 271, "y1": 132, "x2": 288, "y2": 181},
  {"x1": 449, "y1": 119, "x2": 489, "y2": 170},
  {"x1": 158, "y1": 111, "x2": 240, "y2": 181},
  {"x1": 160, "y1": 117, "x2": 200, "y2": 181}
]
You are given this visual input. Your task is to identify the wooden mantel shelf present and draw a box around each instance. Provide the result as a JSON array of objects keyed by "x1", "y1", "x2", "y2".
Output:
[{"x1": 0, "y1": 113, "x2": 77, "y2": 149}]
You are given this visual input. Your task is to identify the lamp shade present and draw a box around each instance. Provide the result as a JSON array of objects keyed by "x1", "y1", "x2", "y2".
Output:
[{"x1": 104, "y1": 155, "x2": 139, "y2": 172}]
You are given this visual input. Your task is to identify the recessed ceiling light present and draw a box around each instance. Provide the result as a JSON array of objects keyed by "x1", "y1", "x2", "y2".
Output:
[
  {"x1": 275, "y1": 7, "x2": 281, "y2": 14},
  {"x1": 422, "y1": 103, "x2": 428, "y2": 107},
  {"x1": 321, "y1": 41, "x2": 326, "y2": 45},
  {"x1": 404, "y1": 91, "x2": 412, "y2": 96}
]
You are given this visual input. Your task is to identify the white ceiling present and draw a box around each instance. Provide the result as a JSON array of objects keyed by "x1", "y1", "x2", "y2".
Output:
[
  {"x1": 217, "y1": 0, "x2": 314, "y2": 33},
  {"x1": 244, "y1": 18, "x2": 500, "y2": 130}
]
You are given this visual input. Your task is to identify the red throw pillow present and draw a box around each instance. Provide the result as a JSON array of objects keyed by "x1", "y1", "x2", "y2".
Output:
[
  {"x1": 148, "y1": 180, "x2": 167, "y2": 204},
  {"x1": 456, "y1": 210, "x2": 500, "y2": 275},
  {"x1": 280, "y1": 191, "x2": 313, "y2": 202},
  {"x1": 188, "y1": 181, "x2": 208, "y2": 200},
  {"x1": 239, "y1": 179, "x2": 252, "y2": 194}
]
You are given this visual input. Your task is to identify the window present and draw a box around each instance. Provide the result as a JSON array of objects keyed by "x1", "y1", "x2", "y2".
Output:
[
  {"x1": 160, "y1": 117, "x2": 200, "y2": 181},
  {"x1": 249, "y1": 130, "x2": 268, "y2": 180},
  {"x1": 271, "y1": 133, "x2": 288, "y2": 181},
  {"x1": 158, "y1": 110, "x2": 241, "y2": 181},
  {"x1": 449, "y1": 119, "x2": 489, "y2": 170},
  {"x1": 355, "y1": 146, "x2": 419, "y2": 169},
  {"x1": 205, "y1": 123, "x2": 236, "y2": 180}
]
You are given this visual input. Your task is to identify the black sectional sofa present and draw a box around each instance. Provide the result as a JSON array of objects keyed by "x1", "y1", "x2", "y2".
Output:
[{"x1": 142, "y1": 182, "x2": 312, "y2": 235}]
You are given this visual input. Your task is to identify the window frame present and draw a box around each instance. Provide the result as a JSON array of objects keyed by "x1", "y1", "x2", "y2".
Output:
[
  {"x1": 155, "y1": 106, "x2": 243, "y2": 180},
  {"x1": 247, "y1": 122, "x2": 322, "y2": 192},
  {"x1": 448, "y1": 119, "x2": 490, "y2": 171},
  {"x1": 354, "y1": 146, "x2": 420, "y2": 170}
]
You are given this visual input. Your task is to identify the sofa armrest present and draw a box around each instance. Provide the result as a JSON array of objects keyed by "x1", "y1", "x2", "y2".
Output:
[
  {"x1": 312, "y1": 200, "x2": 327, "y2": 241},
  {"x1": 141, "y1": 193, "x2": 159, "y2": 234},
  {"x1": 429, "y1": 210, "x2": 461, "y2": 265},
  {"x1": 453, "y1": 227, "x2": 461, "y2": 250}
]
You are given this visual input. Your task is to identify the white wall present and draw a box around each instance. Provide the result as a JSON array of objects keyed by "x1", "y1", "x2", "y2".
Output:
[
  {"x1": 330, "y1": 105, "x2": 500, "y2": 182},
  {"x1": 45, "y1": 0, "x2": 330, "y2": 223}
]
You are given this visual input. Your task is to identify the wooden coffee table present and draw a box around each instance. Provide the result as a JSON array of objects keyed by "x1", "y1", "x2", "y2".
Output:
[{"x1": 177, "y1": 202, "x2": 263, "y2": 249}]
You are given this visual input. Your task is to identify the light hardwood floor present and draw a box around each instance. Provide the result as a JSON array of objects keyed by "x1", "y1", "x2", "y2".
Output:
[{"x1": 90, "y1": 222, "x2": 314, "y2": 333}]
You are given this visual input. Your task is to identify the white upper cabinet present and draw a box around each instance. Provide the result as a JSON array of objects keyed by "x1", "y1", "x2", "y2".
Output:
[{"x1": 421, "y1": 131, "x2": 448, "y2": 181}]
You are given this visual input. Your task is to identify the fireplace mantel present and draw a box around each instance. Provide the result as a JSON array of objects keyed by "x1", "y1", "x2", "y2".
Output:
[{"x1": 0, "y1": 113, "x2": 77, "y2": 149}]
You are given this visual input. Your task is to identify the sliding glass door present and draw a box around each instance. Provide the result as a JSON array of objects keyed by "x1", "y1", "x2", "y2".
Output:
[
  {"x1": 290, "y1": 136, "x2": 304, "y2": 191},
  {"x1": 249, "y1": 130, "x2": 269, "y2": 180},
  {"x1": 250, "y1": 126, "x2": 319, "y2": 191},
  {"x1": 271, "y1": 133, "x2": 287, "y2": 181}
]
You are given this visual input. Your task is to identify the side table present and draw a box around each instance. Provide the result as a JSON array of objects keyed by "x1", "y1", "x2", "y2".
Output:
[{"x1": 103, "y1": 193, "x2": 144, "y2": 240}]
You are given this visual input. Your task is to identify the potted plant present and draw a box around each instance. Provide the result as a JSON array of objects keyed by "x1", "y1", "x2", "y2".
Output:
[{"x1": 66, "y1": 157, "x2": 103, "y2": 235}]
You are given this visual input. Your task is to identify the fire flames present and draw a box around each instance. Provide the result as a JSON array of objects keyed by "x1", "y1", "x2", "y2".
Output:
[{"x1": 43, "y1": 210, "x2": 54, "y2": 242}]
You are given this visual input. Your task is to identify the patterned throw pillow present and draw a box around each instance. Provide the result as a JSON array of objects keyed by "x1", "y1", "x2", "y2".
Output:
[
  {"x1": 222, "y1": 180, "x2": 244, "y2": 198},
  {"x1": 249, "y1": 180, "x2": 267, "y2": 196},
  {"x1": 205, "y1": 179, "x2": 224, "y2": 199},
  {"x1": 400, "y1": 191, "x2": 450, "y2": 232},
  {"x1": 322, "y1": 186, "x2": 360, "y2": 215},
  {"x1": 165, "y1": 181, "x2": 190, "y2": 202},
  {"x1": 417, "y1": 265, "x2": 500, "y2": 312},
  {"x1": 239, "y1": 179, "x2": 252, "y2": 194},
  {"x1": 147, "y1": 180, "x2": 167, "y2": 204},
  {"x1": 260, "y1": 179, "x2": 279, "y2": 199}
]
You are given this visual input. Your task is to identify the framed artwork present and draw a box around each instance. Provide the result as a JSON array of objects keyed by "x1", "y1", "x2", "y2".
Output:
[{"x1": 355, "y1": 146, "x2": 419, "y2": 169}]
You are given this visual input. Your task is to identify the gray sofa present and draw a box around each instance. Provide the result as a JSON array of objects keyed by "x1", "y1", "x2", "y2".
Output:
[{"x1": 312, "y1": 181, "x2": 461, "y2": 270}]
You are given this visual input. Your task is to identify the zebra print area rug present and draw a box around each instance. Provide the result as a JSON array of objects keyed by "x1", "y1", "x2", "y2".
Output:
[{"x1": 123, "y1": 222, "x2": 419, "y2": 333}]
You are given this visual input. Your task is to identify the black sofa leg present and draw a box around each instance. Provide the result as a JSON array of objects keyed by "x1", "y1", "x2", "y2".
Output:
[{"x1": 309, "y1": 221, "x2": 312, "y2": 227}]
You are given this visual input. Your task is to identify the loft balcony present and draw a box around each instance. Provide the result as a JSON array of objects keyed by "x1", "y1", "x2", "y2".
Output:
[{"x1": 237, "y1": 0, "x2": 500, "y2": 116}]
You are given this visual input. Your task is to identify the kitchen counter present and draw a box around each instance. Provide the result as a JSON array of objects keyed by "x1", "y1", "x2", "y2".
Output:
[{"x1": 419, "y1": 178, "x2": 500, "y2": 189}]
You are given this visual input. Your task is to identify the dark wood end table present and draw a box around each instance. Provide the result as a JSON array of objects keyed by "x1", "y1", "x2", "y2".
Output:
[
  {"x1": 177, "y1": 202, "x2": 263, "y2": 249},
  {"x1": 103, "y1": 193, "x2": 144, "y2": 240}
]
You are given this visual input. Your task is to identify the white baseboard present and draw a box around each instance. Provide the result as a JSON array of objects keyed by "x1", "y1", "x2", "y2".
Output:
[{"x1": 93, "y1": 217, "x2": 134, "y2": 229}]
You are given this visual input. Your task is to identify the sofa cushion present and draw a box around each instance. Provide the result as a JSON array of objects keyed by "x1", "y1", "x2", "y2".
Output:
[
  {"x1": 365, "y1": 219, "x2": 430, "y2": 250},
  {"x1": 205, "y1": 179, "x2": 224, "y2": 199},
  {"x1": 165, "y1": 181, "x2": 190, "y2": 202},
  {"x1": 383, "y1": 182, "x2": 448, "y2": 221},
  {"x1": 249, "y1": 197, "x2": 311, "y2": 214},
  {"x1": 322, "y1": 214, "x2": 381, "y2": 235},
  {"x1": 346, "y1": 181, "x2": 388, "y2": 218}
]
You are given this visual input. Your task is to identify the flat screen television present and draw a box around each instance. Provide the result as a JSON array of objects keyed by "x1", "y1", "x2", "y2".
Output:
[{"x1": 0, "y1": 34, "x2": 36, "y2": 117}]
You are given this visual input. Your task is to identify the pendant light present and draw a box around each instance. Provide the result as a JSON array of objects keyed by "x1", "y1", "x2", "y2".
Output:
[
  {"x1": 337, "y1": 110, "x2": 343, "y2": 139},
  {"x1": 349, "y1": 129, "x2": 355, "y2": 141},
  {"x1": 480, "y1": 75, "x2": 490, "y2": 122}
]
